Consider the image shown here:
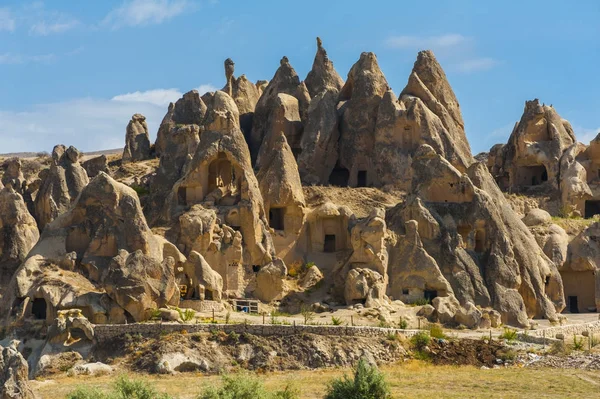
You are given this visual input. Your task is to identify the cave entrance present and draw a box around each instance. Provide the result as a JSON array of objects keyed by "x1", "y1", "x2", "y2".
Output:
[
  {"x1": 424, "y1": 290, "x2": 438, "y2": 302},
  {"x1": 177, "y1": 186, "x2": 186, "y2": 205},
  {"x1": 357, "y1": 170, "x2": 367, "y2": 187},
  {"x1": 520, "y1": 165, "x2": 548, "y2": 186},
  {"x1": 32, "y1": 298, "x2": 47, "y2": 320},
  {"x1": 269, "y1": 207, "x2": 285, "y2": 231},
  {"x1": 324, "y1": 234, "x2": 336, "y2": 253},
  {"x1": 568, "y1": 296, "x2": 579, "y2": 314},
  {"x1": 328, "y1": 167, "x2": 349, "y2": 187},
  {"x1": 475, "y1": 230, "x2": 485, "y2": 253},
  {"x1": 585, "y1": 200, "x2": 600, "y2": 219},
  {"x1": 208, "y1": 153, "x2": 233, "y2": 193}
]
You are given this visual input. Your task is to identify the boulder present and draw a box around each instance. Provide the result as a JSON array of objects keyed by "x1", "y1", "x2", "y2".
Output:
[
  {"x1": 0, "y1": 341, "x2": 35, "y2": 399},
  {"x1": 454, "y1": 302, "x2": 482, "y2": 329},
  {"x1": 82, "y1": 155, "x2": 109, "y2": 178},
  {"x1": 182, "y1": 251, "x2": 223, "y2": 301},
  {"x1": 432, "y1": 295, "x2": 460, "y2": 325},
  {"x1": 69, "y1": 362, "x2": 113, "y2": 376},
  {"x1": 344, "y1": 268, "x2": 386, "y2": 308},
  {"x1": 122, "y1": 113, "x2": 151, "y2": 163},
  {"x1": 522, "y1": 209, "x2": 552, "y2": 226},
  {"x1": 255, "y1": 259, "x2": 287, "y2": 302},
  {"x1": 299, "y1": 265, "x2": 324, "y2": 290}
]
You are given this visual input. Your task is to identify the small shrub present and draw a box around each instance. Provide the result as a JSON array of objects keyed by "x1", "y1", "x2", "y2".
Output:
[
  {"x1": 499, "y1": 327, "x2": 518, "y2": 342},
  {"x1": 428, "y1": 323, "x2": 446, "y2": 339},
  {"x1": 331, "y1": 316, "x2": 344, "y2": 326},
  {"x1": 66, "y1": 376, "x2": 173, "y2": 399},
  {"x1": 398, "y1": 317, "x2": 408, "y2": 330},
  {"x1": 176, "y1": 308, "x2": 196, "y2": 322},
  {"x1": 228, "y1": 331, "x2": 240, "y2": 344},
  {"x1": 324, "y1": 358, "x2": 391, "y2": 399},
  {"x1": 410, "y1": 332, "x2": 430, "y2": 351},
  {"x1": 225, "y1": 311, "x2": 231, "y2": 324},
  {"x1": 572, "y1": 336, "x2": 585, "y2": 351},
  {"x1": 148, "y1": 308, "x2": 162, "y2": 320},
  {"x1": 198, "y1": 373, "x2": 299, "y2": 399},
  {"x1": 377, "y1": 319, "x2": 391, "y2": 328},
  {"x1": 386, "y1": 332, "x2": 398, "y2": 342},
  {"x1": 287, "y1": 260, "x2": 304, "y2": 278},
  {"x1": 411, "y1": 298, "x2": 430, "y2": 306},
  {"x1": 499, "y1": 349, "x2": 517, "y2": 362},
  {"x1": 591, "y1": 335, "x2": 599, "y2": 348},
  {"x1": 300, "y1": 305, "x2": 315, "y2": 325},
  {"x1": 66, "y1": 387, "x2": 109, "y2": 399}
]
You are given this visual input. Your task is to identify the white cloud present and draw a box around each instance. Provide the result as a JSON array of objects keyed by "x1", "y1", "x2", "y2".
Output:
[
  {"x1": 0, "y1": 83, "x2": 217, "y2": 153},
  {"x1": 102, "y1": 0, "x2": 191, "y2": 29},
  {"x1": 456, "y1": 57, "x2": 499, "y2": 73},
  {"x1": 0, "y1": 8, "x2": 16, "y2": 32},
  {"x1": 29, "y1": 19, "x2": 80, "y2": 36},
  {"x1": 572, "y1": 125, "x2": 600, "y2": 144},
  {"x1": 112, "y1": 88, "x2": 183, "y2": 107},
  {"x1": 0, "y1": 52, "x2": 56, "y2": 65},
  {"x1": 385, "y1": 34, "x2": 467, "y2": 50},
  {"x1": 111, "y1": 84, "x2": 217, "y2": 107}
]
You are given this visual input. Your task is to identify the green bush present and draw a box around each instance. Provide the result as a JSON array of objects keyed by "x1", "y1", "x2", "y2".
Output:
[
  {"x1": 324, "y1": 358, "x2": 391, "y2": 399},
  {"x1": 499, "y1": 327, "x2": 518, "y2": 342},
  {"x1": 398, "y1": 317, "x2": 408, "y2": 330},
  {"x1": 331, "y1": 316, "x2": 344, "y2": 326},
  {"x1": 411, "y1": 298, "x2": 430, "y2": 306},
  {"x1": 66, "y1": 376, "x2": 173, "y2": 399},
  {"x1": 428, "y1": 323, "x2": 446, "y2": 339},
  {"x1": 572, "y1": 336, "x2": 585, "y2": 351},
  {"x1": 300, "y1": 305, "x2": 315, "y2": 325},
  {"x1": 198, "y1": 373, "x2": 298, "y2": 399},
  {"x1": 410, "y1": 332, "x2": 431, "y2": 350}
]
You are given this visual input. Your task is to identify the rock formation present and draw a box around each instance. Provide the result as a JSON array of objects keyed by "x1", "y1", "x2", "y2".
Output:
[
  {"x1": 122, "y1": 113, "x2": 151, "y2": 163},
  {"x1": 34, "y1": 145, "x2": 89, "y2": 230},
  {"x1": 304, "y1": 37, "x2": 344, "y2": 98},
  {"x1": 0, "y1": 186, "x2": 39, "y2": 289},
  {"x1": 2, "y1": 172, "x2": 184, "y2": 324},
  {"x1": 82, "y1": 155, "x2": 109, "y2": 178},
  {"x1": 250, "y1": 56, "x2": 308, "y2": 162},
  {"x1": 337, "y1": 52, "x2": 390, "y2": 187},
  {"x1": 221, "y1": 58, "x2": 261, "y2": 140},
  {"x1": 0, "y1": 341, "x2": 35, "y2": 399}
]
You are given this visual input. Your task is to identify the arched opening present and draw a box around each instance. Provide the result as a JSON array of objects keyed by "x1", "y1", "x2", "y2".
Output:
[
  {"x1": 268, "y1": 207, "x2": 285, "y2": 231},
  {"x1": 328, "y1": 167, "x2": 349, "y2": 187},
  {"x1": 424, "y1": 290, "x2": 438, "y2": 302},
  {"x1": 208, "y1": 153, "x2": 233, "y2": 194},
  {"x1": 32, "y1": 298, "x2": 47, "y2": 320},
  {"x1": 357, "y1": 170, "x2": 367, "y2": 187},
  {"x1": 519, "y1": 165, "x2": 548, "y2": 187},
  {"x1": 585, "y1": 200, "x2": 600, "y2": 219}
]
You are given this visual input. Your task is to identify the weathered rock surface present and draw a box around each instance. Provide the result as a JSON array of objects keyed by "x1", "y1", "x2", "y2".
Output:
[
  {"x1": 82, "y1": 155, "x2": 109, "y2": 178},
  {"x1": 304, "y1": 37, "x2": 344, "y2": 98},
  {"x1": 0, "y1": 341, "x2": 35, "y2": 399},
  {"x1": 34, "y1": 145, "x2": 89, "y2": 230},
  {"x1": 255, "y1": 259, "x2": 287, "y2": 302},
  {"x1": 122, "y1": 113, "x2": 151, "y2": 163}
]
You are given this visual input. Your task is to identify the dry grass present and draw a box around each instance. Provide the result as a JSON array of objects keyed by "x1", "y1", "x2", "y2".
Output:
[
  {"x1": 32, "y1": 361, "x2": 600, "y2": 399},
  {"x1": 551, "y1": 216, "x2": 597, "y2": 236},
  {"x1": 303, "y1": 186, "x2": 405, "y2": 217}
]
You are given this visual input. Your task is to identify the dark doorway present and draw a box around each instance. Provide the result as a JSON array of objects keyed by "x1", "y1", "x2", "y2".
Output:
[
  {"x1": 357, "y1": 170, "x2": 367, "y2": 187},
  {"x1": 568, "y1": 296, "x2": 579, "y2": 313},
  {"x1": 585, "y1": 201, "x2": 600, "y2": 219},
  {"x1": 424, "y1": 290, "x2": 438, "y2": 302},
  {"x1": 475, "y1": 230, "x2": 485, "y2": 253},
  {"x1": 32, "y1": 298, "x2": 47, "y2": 320},
  {"x1": 205, "y1": 290, "x2": 213, "y2": 301},
  {"x1": 328, "y1": 167, "x2": 350, "y2": 187},
  {"x1": 541, "y1": 168, "x2": 548, "y2": 182},
  {"x1": 177, "y1": 186, "x2": 186, "y2": 205},
  {"x1": 252, "y1": 265, "x2": 261, "y2": 273},
  {"x1": 269, "y1": 207, "x2": 285, "y2": 231},
  {"x1": 324, "y1": 234, "x2": 336, "y2": 252}
]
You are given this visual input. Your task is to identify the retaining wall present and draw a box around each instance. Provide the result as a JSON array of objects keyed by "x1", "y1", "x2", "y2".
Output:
[
  {"x1": 526, "y1": 321, "x2": 600, "y2": 339},
  {"x1": 94, "y1": 322, "x2": 425, "y2": 343}
]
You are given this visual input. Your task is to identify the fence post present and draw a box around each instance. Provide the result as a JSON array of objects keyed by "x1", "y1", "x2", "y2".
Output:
[
  {"x1": 418, "y1": 318, "x2": 421, "y2": 330},
  {"x1": 262, "y1": 313, "x2": 265, "y2": 325},
  {"x1": 543, "y1": 329, "x2": 546, "y2": 349},
  {"x1": 212, "y1": 309, "x2": 215, "y2": 323},
  {"x1": 351, "y1": 315, "x2": 354, "y2": 326},
  {"x1": 490, "y1": 329, "x2": 492, "y2": 342}
]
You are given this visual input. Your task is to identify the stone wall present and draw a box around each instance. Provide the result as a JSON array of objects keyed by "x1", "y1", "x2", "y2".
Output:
[
  {"x1": 524, "y1": 320, "x2": 600, "y2": 340},
  {"x1": 94, "y1": 322, "x2": 425, "y2": 343}
]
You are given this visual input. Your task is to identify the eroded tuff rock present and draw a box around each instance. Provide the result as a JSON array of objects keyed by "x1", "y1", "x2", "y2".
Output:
[
  {"x1": 168, "y1": 91, "x2": 276, "y2": 268},
  {"x1": 1, "y1": 158, "x2": 26, "y2": 194},
  {"x1": 374, "y1": 51, "x2": 473, "y2": 189},
  {"x1": 180, "y1": 251, "x2": 223, "y2": 301},
  {"x1": 489, "y1": 100, "x2": 576, "y2": 193},
  {"x1": 337, "y1": 52, "x2": 390, "y2": 187},
  {"x1": 0, "y1": 187, "x2": 39, "y2": 288},
  {"x1": 221, "y1": 58, "x2": 261, "y2": 139},
  {"x1": 386, "y1": 145, "x2": 564, "y2": 327},
  {"x1": 82, "y1": 155, "x2": 109, "y2": 178},
  {"x1": 34, "y1": 145, "x2": 89, "y2": 230},
  {"x1": 250, "y1": 56, "x2": 309, "y2": 162},
  {"x1": 257, "y1": 131, "x2": 305, "y2": 236},
  {"x1": 2, "y1": 172, "x2": 184, "y2": 324},
  {"x1": 123, "y1": 113, "x2": 151, "y2": 163},
  {"x1": 0, "y1": 341, "x2": 35, "y2": 399},
  {"x1": 304, "y1": 37, "x2": 344, "y2": 98}
]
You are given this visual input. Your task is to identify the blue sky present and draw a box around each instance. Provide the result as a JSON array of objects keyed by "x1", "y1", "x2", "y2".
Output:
[{"x1": 0, "y1": 0, "x2": 599, "y2": 154}]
